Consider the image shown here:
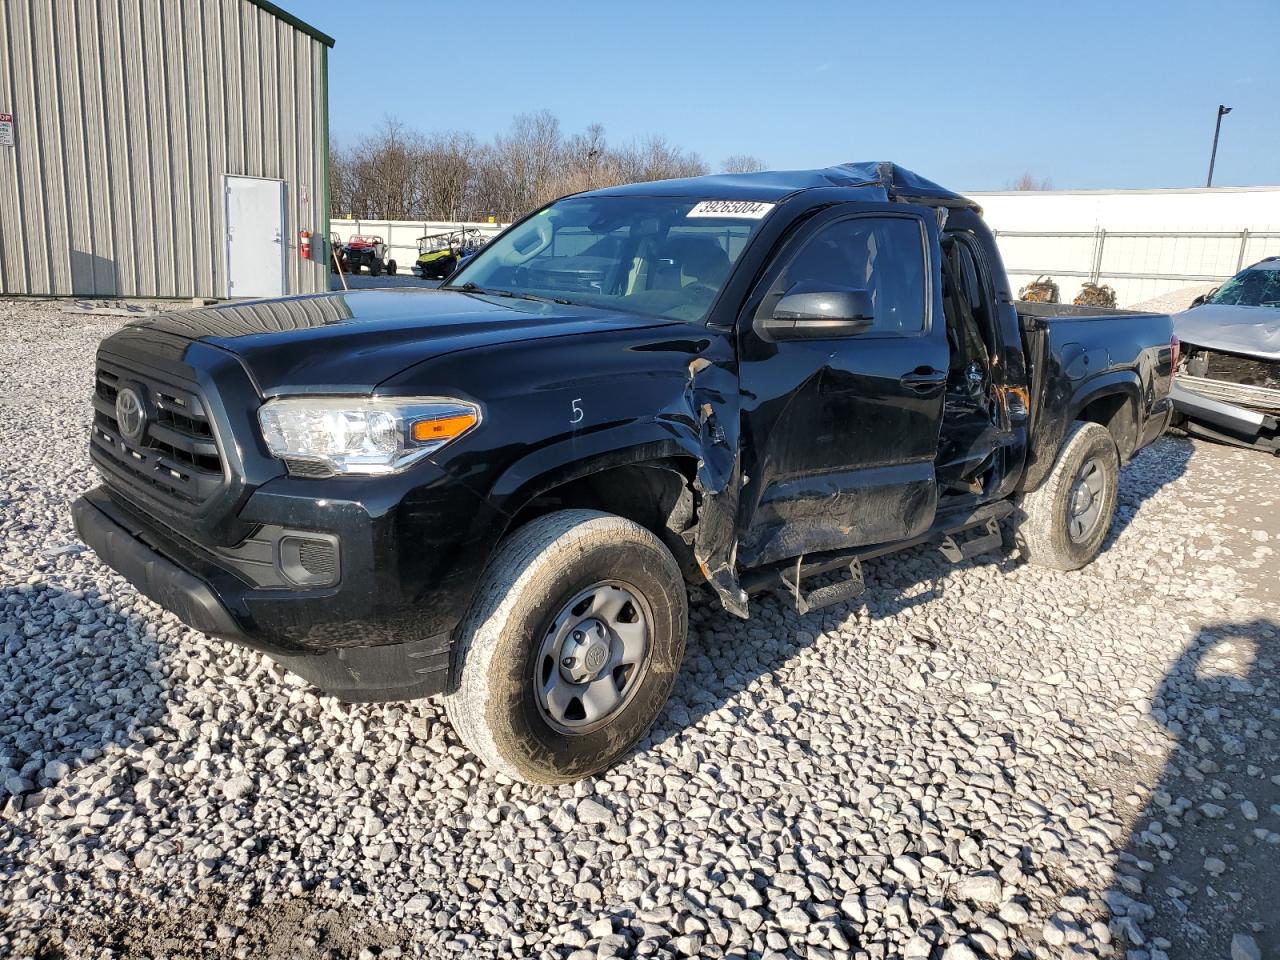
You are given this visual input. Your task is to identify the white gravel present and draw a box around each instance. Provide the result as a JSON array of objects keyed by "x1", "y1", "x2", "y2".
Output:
[
  {"x1": 1, "y1": 295, "x2": 1277, "y2": 959},
  {"x1": 1126, "y1": 284, "x2": 1218, "y2": 315}
]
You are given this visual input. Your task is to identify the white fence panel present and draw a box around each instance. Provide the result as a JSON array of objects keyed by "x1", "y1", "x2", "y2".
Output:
[{"x1": 969, "y1": 186, "x2": 1280, "y2": 306}]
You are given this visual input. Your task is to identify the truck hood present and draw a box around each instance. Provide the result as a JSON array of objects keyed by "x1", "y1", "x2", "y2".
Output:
[
  {"x1": 124, "y1": 289, "x2": 671, "y2": 395},
  {"x1": 1173, "y1": 304, "x2": 1280, "y2": 361}
]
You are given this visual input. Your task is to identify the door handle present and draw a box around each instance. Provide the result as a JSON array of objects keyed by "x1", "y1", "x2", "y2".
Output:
[{"x1": 900, "y1": 368, "x2": 947, "y2": 392}]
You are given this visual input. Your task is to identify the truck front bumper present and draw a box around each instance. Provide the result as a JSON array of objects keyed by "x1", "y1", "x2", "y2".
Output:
[{"x1": 72, "y1": 488, "x2": 457, "y2": 702}]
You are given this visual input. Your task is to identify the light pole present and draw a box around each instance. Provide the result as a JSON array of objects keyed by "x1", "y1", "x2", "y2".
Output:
[{"x1": 1206, "y1": 104, "x2": 1233, "y2": 187}]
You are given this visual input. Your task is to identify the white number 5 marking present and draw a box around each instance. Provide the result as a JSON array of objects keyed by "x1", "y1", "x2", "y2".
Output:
[{"x1": 570, "y1": 398, "x2": 584, "y2": 424}]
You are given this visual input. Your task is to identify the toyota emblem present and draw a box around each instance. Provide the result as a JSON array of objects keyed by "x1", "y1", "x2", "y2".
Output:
[{"x1": 115, "y1": 385, "x2": 147, "y2": 443}]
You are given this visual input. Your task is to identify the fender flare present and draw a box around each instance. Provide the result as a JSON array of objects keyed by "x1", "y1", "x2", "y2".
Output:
[
  {"x1": 1068, "y1": 371, "x2": 1143, "y2": 460},
  {"x1": 1068, "y1": 370, "x2": 1142, "y2": 421},
  {"x1": 487, "y1": 431, "x2": 704, "y2": 526}
]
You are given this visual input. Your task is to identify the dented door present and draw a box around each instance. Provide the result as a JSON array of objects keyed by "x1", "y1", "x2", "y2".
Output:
[{"x1": 735, "y1": 205, "x2": 948, "y2": 568}]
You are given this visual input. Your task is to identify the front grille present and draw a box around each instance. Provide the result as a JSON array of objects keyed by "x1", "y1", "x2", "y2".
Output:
[
  {"x1": 1181, "y1": 348, "x2": 1280, "y2": 415},
  {"x1": 1185, "y1": 348, "x2": 1280, "y2": 391},
  {"x1": 91, "y1": 359, "x2": 226, "y2": 509}
]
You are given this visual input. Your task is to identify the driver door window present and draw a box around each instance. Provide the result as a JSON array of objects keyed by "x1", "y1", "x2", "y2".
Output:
[{"x1": 759, "y1": 216, "x2": 928, "y2": 335}]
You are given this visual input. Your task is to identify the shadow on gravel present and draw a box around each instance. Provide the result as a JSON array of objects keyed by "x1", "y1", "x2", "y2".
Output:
[
  {"x1": 645, "y1": 537, "x2": 1022, "y2": 755},
  {"x1": 40, "y1": 888, "x2": 414, "y2": 960},
  {"x1": 0, "y1": 583, "x2": 166, "y2": 803},
  {"x1": 1108, "y1": 619, "x2": 1279, "y2": 960},
  {"x1": 1106, "y1": 435, "x2": 1194, "y2": 546}
]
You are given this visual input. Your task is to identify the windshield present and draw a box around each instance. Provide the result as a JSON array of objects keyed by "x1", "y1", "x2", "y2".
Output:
[
  {"x1": 446, "y1": 195, "x2": 769, "y2": 322},
  {"x1": 1208, "y1": 264, "x2": 1280, "y2": 307}
]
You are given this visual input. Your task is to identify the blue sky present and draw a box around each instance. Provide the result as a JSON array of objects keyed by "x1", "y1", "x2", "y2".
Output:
[{"x1": 299, "y1": 0, "x2": 1279, "y2": 191}]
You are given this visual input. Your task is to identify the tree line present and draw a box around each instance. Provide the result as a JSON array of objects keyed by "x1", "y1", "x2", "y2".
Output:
[{"x1": 330, "y1": 111, "x2": 767, "y2": 223}]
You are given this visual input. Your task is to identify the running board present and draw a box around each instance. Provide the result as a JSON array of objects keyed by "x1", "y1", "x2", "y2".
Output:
[
  {"x1": 740, "y1": 499, "x2": 1016, "y2": 606},
  {"x1": 777, "y1": 559, "x2": 865, "y2": 615},
  {"x1": 939, "y1": 518, "x2": 1002, "y2": 563}
]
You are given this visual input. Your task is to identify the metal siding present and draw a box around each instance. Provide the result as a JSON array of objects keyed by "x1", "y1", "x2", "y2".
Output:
[{"x1": 0, "y1": 0, "x2": 329, "y2": 298}]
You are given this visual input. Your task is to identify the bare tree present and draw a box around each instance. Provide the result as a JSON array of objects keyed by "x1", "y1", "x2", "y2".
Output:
[
  {"x1": 614, "y1": 136, "x2": 708, "y2": 183},
  {"x1": 331, "y1": 112, "x2": 718, "y2": 223},
  {"x1": 418, "y1": 131, "x2": 481, "y2": 222},
  {"x1": 1008, "y1": 172, "x2": 1054, "y2": 191},
  {"x1": 722, "y1": 154, "x2": 768, "y2": 174}
]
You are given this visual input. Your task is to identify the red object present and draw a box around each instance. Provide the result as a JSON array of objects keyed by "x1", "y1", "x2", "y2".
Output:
[
  {"x1": 299, "y1": 230, "x2": 312, "y2": 261},
  {"x1": 1170, "y1": 334, "x2": 1180, "y2": 377}
]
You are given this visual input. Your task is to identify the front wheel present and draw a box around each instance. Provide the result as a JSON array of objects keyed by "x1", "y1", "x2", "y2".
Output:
[
  {"x1": 1014, "y1": 421, "x2": 1120, "y2": 570},
  {"x1": 386, "y1": 260, "x2": 396, "y2": 275},
  {"x1": 445, "y1": 510, "x2": 688, "y2": 784}
]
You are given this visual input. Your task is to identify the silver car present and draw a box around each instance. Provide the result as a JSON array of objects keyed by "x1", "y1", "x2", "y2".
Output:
[{"x1": 1172, "y1": 256, "x2": 1280, "y2": 454}]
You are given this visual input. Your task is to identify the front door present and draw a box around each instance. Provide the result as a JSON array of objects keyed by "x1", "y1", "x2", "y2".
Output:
[
  {"x1": 736, "y1": 204, "x2": 949, "y2": 568},
  {"x1": 224, "y1": 175, "x2": 285, "y2": 298}
]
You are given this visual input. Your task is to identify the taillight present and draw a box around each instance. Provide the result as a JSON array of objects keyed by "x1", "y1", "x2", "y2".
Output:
[{"x1": 1170, "y1": 334, "x2": 1180, "y2": 377}]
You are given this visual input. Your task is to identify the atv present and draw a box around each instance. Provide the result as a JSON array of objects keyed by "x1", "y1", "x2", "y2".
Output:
[
  {"x1": 415, "y1": 228, "x2": 488, "y2": 281},
  {"x1": 341, "y1": 235, "x2": 397, "y2": 277}
]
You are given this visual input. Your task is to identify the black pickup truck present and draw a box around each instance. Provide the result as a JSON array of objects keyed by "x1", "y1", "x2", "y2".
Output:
[{"x1": 73, "y1": 163, "x2": 1175, "y2": 783}]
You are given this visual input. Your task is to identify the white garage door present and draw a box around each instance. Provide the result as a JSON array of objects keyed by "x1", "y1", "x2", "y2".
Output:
[{"x1": 224, "y1": 175, "x2": 285, "y2": 298}]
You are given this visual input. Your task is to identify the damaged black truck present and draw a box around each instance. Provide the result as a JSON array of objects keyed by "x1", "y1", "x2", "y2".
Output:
[{"x1": 73, "y1": 163, "x2": 1176, "y2": 783}]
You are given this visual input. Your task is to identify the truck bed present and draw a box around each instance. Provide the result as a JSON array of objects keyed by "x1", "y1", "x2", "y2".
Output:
[{"x1": 1016, "y1": 300, "x2": 1175, "y2": 490}]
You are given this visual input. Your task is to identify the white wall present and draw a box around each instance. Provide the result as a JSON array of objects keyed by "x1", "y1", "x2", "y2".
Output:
[
  {"x1": 968, "y1": 186, "x2": 1280, "y2": 306},
  {"x1": 329, "y1": 219, "x2": 506, "y2": 274}
]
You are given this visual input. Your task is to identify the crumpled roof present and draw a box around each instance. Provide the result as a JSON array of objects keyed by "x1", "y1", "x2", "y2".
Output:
[
  {"x1": 818, "y1": 161, "x2": 980, "y2": 211},
  {"x1": 582, "y1": 161, "x2": 979, "y2": 211},
  {"x1": 1174, "y1": 303, "x2": 1280, "y2": 362}
]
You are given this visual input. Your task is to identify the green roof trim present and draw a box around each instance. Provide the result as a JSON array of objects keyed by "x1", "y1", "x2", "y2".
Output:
[{"x1": 247, "y1": 0, "x2": 336, "y2": 47}]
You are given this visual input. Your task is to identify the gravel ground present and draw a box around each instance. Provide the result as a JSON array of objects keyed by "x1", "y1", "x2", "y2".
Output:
[
  {"x1": 1, "y1": 295, "x2": 1278, "y2": 960},
  {"x1": 1126, "y1": 285, "x2": 1218, "y2": 315}
]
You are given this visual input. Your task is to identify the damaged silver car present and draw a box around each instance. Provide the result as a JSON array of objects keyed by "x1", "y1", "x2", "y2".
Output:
[{"x1": 1172, "y1": 256, "x2": 1280, "y2": 454}]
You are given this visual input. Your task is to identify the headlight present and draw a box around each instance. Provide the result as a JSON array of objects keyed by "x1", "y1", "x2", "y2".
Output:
[{"x1": 258, "y1": 396, "x2": 480, "y2": 476}]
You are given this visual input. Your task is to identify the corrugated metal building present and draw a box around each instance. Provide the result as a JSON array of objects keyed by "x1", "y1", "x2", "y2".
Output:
[{"x1": 0, "y1": 0, "x2": 333, "y2": 299}]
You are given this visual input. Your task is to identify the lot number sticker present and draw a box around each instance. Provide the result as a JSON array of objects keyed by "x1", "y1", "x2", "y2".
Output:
[
  {"x1": 0, "y1": 114, "x2": 13, "y2": 148},
  {"x1": 687, "y1": 200, "x2": 774, "y2": 219}
]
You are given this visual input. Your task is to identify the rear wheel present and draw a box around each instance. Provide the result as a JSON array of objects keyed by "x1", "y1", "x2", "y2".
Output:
[
  {"x1": 445, "y1": 510, "x2": 687, "y2": 784},
  {"x1": 370, "y1": 259, "x2": 382, "y2": 277},
  {"x1": 1014, "y1": 421, "x2": 1120, "y2": 570},
  {"x1": 386, "y1": 260, "x2": 396, "y2": 275}
]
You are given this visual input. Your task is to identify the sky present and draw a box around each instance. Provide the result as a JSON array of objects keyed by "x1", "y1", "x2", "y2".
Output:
[{"x1": 298, "y1": 0, "x2": 1279, "y2": 192}]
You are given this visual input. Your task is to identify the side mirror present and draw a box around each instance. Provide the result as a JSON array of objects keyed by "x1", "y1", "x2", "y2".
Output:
[
  {"x1": 757, "y1": 285, "x2": 875, "y2": 340},
  {"x1": 1189, "y1": 287, "x2": 1217, "y2": 308}
]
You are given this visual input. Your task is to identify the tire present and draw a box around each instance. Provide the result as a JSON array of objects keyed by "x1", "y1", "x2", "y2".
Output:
[
  {"x1": 445, "y1": 510, "x2": 687, "y2": 784},
  {"x1": 386, "y1": 260, "x2": 396, "y2": 275},
  {"x1": 1015, "y1": 421, "x2": 1120, "y2": 571},
  {"x1": 348, "y1": 262, "x2": 360, "y2": 275},
  {"x1": 370, "y1": 259, "x2": 382, "y2": 277}
]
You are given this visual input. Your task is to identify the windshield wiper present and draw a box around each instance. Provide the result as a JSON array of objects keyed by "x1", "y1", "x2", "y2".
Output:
[
  {"x1": 447, "y1": 281, "x2": 511, "y2": 296},
  {"x1": 514, "y1": 292, "x2": 573, "y2": 306},
  {"x1": 447, "y1": 282, "x2": 572, "y2": 306}
]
